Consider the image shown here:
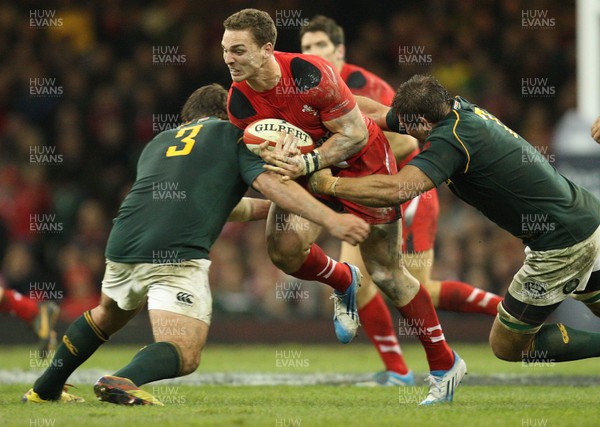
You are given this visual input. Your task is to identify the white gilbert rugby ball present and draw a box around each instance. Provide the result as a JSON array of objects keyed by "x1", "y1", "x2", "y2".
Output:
[{"x1": 243, "y1": 118, "x2": 314, "y2": 155}]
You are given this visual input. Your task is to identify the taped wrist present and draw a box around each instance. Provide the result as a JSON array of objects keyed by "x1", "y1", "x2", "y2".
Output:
[{"x1": 301, "y1": 150, "x2": 321, "y2": 175}]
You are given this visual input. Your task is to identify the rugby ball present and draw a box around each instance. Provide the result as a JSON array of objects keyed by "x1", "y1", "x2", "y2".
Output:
[{"x1": 243, "y1": 118, "x2": 314, "y2": 155}]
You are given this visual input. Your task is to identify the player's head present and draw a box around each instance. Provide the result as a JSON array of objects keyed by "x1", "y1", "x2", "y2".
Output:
[
  {"x1": 181, "y1": 84, "x2": 228, "y2": 122},
  {"x1": 222, "y1": 9, "x2": 277, "y2": 83},
  {"x1": 392, "y1": 74, "x2": 453, "y2": 141},
  {"x1": 299, "y1": 15, "x2": 345, "y2": 70}
]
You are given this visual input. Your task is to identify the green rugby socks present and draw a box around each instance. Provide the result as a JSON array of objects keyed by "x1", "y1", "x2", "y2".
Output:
[
  {"x1": 113, "y1": 341, "x2": 183, "y2": 386},
  {"x1": 524, "y1": 323, "x2": 600, "y2": 362},
  {"x1": 34, "y1": 311, "x2": 108, "y2": 400}
]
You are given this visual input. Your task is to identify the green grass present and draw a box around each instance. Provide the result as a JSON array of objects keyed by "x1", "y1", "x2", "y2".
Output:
[{"x1": 1, "y1": 343, "x2": 598, "y2": 427}]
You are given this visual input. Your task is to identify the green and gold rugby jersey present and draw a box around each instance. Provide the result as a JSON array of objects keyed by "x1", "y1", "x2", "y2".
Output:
[
  {"x1": 105, "y1": 117, "x2": 265, "y2": 263},
  {"x1": 409, "y1": 97, "x2": 600, "y2": 250}
]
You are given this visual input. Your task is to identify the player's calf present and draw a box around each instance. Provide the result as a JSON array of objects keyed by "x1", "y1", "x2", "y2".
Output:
[{"x1": 149, "y1": 309, "x2": 209, "y2": 375}]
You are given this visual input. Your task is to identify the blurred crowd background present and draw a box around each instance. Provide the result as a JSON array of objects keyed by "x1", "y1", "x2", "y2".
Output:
[{"x1": 0, "y1": 0, "x2": 581, "y2": 324}]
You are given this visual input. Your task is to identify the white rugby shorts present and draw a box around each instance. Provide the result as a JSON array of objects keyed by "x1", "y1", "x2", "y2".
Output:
[{"x1": 101, "y1": 259, "x2": 212, "y2": 325}]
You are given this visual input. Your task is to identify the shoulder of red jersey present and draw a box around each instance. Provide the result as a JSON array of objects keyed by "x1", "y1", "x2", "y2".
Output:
[
  {"x1": 341, "y1": 62, "x2": 395, "y2": 105},
  {"x1": 227, "y1": 51, "x2": 343, "y2": 126},
  {"x1": 228, "y1": 83, "x2": 257, "y2": 126},
  {"x1": 341, "y1": 63, "x2": 370, "y2": 90}
]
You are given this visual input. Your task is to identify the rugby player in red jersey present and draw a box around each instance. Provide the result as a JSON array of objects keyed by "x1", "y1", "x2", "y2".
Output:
[
  {"x1": 300, "y1": 15, "x2": 502, "y2": 386},
  {"x1": 222, "y1": 9, "x2": 465, "y2": 404}
]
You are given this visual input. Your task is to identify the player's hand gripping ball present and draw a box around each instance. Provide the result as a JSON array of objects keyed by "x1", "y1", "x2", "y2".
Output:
[{"x1": 243, "y1": 118, "x2": 314, "y2": 155}]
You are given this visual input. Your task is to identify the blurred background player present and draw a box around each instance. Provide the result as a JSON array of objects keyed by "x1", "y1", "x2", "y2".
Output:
[
  {"x1": 224, "y1": 9, "x2": 466, "y2": 404},
  {"x1": 23, "y1": 84, "x2": 369, "y2": 405},
  {"x1": 0, "y1": 283, "x2": 59, "y2": 357},
  {"x1": 300, "y1": 15, "x2": 501, "y2": 385}
]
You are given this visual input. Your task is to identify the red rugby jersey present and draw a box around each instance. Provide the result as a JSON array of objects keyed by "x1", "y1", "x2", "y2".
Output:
[
  {"x1": 339, "y1": 63, "x2": 418, "y2": 165},
  {"x1": 340, "y1": 62, "x2": 395, "y2": 106},
  {"x1": 227, "y1": 51, "x2": 358, "y2": 144}
]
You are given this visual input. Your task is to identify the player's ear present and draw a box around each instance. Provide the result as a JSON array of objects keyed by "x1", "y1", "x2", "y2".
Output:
[
  {"x1": 419, "y1": 117, "x2": 432, "y2": 135},
  {"x1": 336, "y1": 44, "x2": 345, "y2": 61},
  {"x1": 262, "y1": 42, "x2": 274, "y2": 58}
]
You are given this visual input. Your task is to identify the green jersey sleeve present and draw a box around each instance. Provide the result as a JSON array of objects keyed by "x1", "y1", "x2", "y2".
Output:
[
  {"x1": 237, "y1": 140, "x2": 266, "y2": 188},
  {"x1": 409, "y1": 136, "x2": 468, "y2": 187}
]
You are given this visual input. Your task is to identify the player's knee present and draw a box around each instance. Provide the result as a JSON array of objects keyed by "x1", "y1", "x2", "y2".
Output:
[
  {"x1": 266, "y1": 238, "x2": 305, "y2": 273},
  {"x1": 489, "y1": 338, "x2": 520, "y2": 361},
  {"x1": 369, "y1": 267, "x2": 418, "y2": 306},
  {"x1": 180, "y1": 354, "x2": 201, "y2": 375},
  {"x1": 177, "y1": 346, "x2": 201, "y2": 375},
  {"x1": 489, "y1": 328, "x2": 523, "y2": 362}
]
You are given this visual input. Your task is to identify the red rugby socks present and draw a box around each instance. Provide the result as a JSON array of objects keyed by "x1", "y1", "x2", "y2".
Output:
[
  {"x1": 398, "y1": 284, "x2": 454, "y2": 371},
  {"x1": 438, "y1": 281, "x2": 502, "y2": 316},
  {"x1": 359, "y1": 292, "x2": 410, "y2": 374},
  {"x1": 291, "y1": 244, "x2": 352, "y2": 293}
]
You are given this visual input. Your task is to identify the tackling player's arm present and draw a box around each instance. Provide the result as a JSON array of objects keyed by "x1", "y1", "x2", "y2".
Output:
[
  {"x1": 252, "y1": 171, "x2": 370, "y2": 245},
  {"x1": 355, "y1": 95, "x2": 390, "y2": 130},
  {"x1": 385, "y1": 132, "x2": 418, "y2": 162},
  {"x1": 309, "y1": 164, "x2": 435, "y2": 208},
  {"x1": 355, "y1": 95, "x2": 409, "y2": 137},
  {"x1": 227, "y1": 197, "x2": 271, "y2": 221}
]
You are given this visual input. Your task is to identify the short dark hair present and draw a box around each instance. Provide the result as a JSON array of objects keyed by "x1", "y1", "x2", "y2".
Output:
[
  {"x1": 181, "y1": 84, "x2": 228, "y2": 122},
  {"x1": 299, "y1": 15, "x2": 344, "y2": 46},
  {"x1": 223, "y1": 8, "x2": 277, "y2": 47},
  {"x1": 392, "y1": 74, "x2": 453, "y2": 124}
]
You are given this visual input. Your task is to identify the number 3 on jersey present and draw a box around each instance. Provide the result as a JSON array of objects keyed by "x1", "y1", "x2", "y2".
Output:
[{"x1": 166, "y1": 124, "x2": 203, "y2": 157}]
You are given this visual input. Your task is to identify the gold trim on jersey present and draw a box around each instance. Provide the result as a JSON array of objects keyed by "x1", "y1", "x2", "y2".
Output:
[{"x1": 451, "y1": 110, "x2": 471, "y2": 173}]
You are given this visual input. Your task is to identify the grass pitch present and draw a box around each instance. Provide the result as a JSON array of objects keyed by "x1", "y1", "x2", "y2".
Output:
[{"x1": 1, "y1": 343, "x2": 598, "y2": 426}]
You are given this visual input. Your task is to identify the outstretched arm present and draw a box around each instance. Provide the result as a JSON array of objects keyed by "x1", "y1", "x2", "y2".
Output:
[
  {"x1": 252, "y1": 171, "x2": 370, "y2": 245},
  {"x1": 385, "y1": 132, "x2": 418, "y2": 162},
  {"x1": 310, "y1": 165, "x2": 435, "y2": 207},
  {"x1": 227, "y1": 197, "x2": 271, "y2": 222},
  {"x1": 355, "y1": 96, "x2": 391, "y2": 130}
]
